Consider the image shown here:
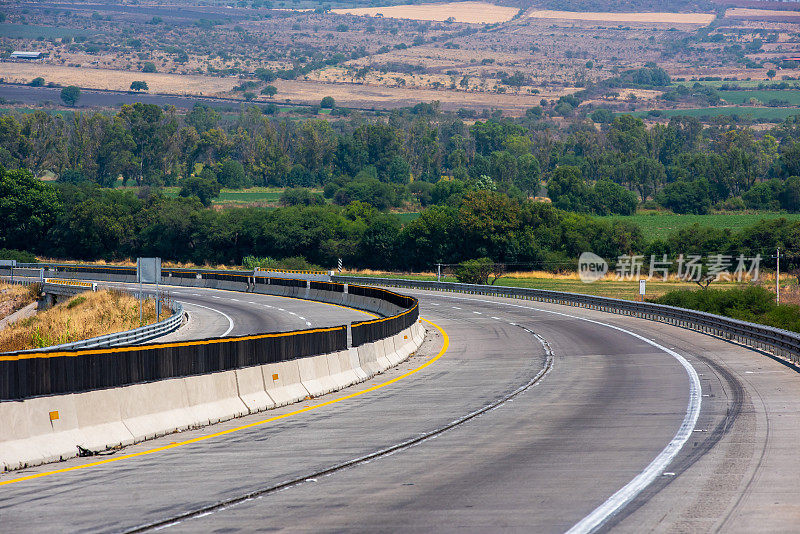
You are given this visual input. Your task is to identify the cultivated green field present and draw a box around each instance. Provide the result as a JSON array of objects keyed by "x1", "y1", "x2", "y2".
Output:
[
  {"x1": 720, "y1": 90, "x2": 800, "y2": 106},
  {"x1": 634, "y1": 107, "x2": 800, "y2": 120},
  {"x1": 598, "y1": 211, "x2": 800, "y2": 241}
]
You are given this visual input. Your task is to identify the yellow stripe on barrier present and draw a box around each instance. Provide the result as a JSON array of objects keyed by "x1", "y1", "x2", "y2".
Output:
[
  {"x1": 0, "y1": 325, "x2": 347, "y2": 361},
  {"x1": 43, "y1": 278, "x2": 94, "y2": 288},
  {"x1": 0, "y1": 317, "x2": 446, "y2": 488}
]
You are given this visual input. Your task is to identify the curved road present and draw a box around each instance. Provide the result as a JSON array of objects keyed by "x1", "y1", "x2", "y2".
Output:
[{"x1": 1, "y1": 287, "x2": 799, "y2": 532}]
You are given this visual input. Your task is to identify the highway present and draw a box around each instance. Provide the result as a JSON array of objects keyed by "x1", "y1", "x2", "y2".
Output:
[{"x1": 1, "y1": 285, "x2": 799, "y2": 532}]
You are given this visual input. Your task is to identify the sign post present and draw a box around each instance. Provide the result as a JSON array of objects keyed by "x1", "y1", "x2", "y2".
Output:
[{"x1": 639, "y1": 279, "x2": 646, "y2": 301}]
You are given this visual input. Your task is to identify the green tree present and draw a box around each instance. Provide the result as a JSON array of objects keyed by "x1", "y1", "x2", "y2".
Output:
[
  {"x1": 320, "y1": 96, "x2": 335, "y2": 109},
  {"x1": 179, "y1": 175, "x2": 221, "y2": 206},
  {"x1": 779, "y1": 176, "x2": 800, "y2": 212},
  {"x1": 142, "y1": 62, "x2": 157, "y2": 73},
  {"x1": 593, "y1": 179, "x2": 638, "y2": 215},
  {"x1": 261, "y1": 85, "x2": 278, "y2": 98},
  {"x1": 29, "y1": 77, "x2": 45, "y2": 87},
  {"x1": 590, "y1": 108, "x2": 614, "y2": 124},
  {"x1": 455, "y1": 257, "x2": 503, "y2": 285},
  {"x1": 217, "y1": 158, "x2": 247, "y2": 188},
  {"x1": 547, "y1": 166, "x2": 594, "y2": 213},
  {"x1": 0, "y1": 167, "x2": 61, "y2": 251},
  {"x1": 60, "y1": 85, "x2": 81, "y2": 106},
  {"x1": 656, "y1": 179, "x2": 711, "y2": 214},
  {"x1": 130, "y1": 80, "x2": 149, "y2": 91}
]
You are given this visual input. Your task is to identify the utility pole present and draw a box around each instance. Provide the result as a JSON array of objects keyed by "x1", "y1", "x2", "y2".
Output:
[
  {"x1": 776, "y1": 247, "x2": 780, "y2": 305},
  {"x1": 436, "y1": 263, "x2": 442, "y2": 282}
]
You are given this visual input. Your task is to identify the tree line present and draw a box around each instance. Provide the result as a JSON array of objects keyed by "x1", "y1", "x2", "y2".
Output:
[
  {"x1": 4, "y1": 166, "x2": 800, "y2": 272},
  {"x1": 5, "y1": 103, "x2": 800, "y2": 215}
]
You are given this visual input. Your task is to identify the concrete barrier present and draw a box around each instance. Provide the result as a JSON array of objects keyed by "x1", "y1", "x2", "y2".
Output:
[
  {"x1": 262, "y1": 361, "x2": 309, "y2": 407},
  {"x1": 236, "y1": 366, "x2": 276, "y2": 413},
  {"x1": 0, "y1": 278, "x2": 426, "y2": 472}
]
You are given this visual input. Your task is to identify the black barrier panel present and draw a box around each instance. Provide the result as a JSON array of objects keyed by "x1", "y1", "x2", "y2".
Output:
[
  {"x1": 310, "y1": 281, "x2": 344, "y2": 293},
  {"x1": 348, "y1": 284, "x2": 414, "y2": 309},
  {"x1": 212, "y1": 272, "x2": 249, "y2": 283},
  {"x1": 0, "y1": 327, "x2": 347, "y2": 400},
  {"x1": 57, "y1": 265, "x2": 136, "y2": 276},
  {"x1": 351, "y1": 300, "x2": 419, "y2": 347},
  {"x1": 270, "y1": 277, "x2": 306, "y2": 288}
]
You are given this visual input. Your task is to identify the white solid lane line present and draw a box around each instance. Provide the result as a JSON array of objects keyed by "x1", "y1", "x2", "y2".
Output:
[
  {"x1": 181, "y1": 301, "x2": 235, "y2": 337},
  {"x1": 426, "y1": 294, "x2": 702, "y2": 533}
]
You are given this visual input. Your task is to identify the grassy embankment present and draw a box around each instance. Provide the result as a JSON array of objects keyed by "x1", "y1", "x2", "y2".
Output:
[
  {"x1": 0, "y1": 283, "x2": 39, "y2": 321},
  {"x1": 0, "y1": 289, "x2": 164, "y2": 352}
]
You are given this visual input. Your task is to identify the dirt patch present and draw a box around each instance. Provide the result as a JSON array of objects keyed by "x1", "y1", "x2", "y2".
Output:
[
  {"x1": 331, "y1": 2, "x2": 519, "y2": 24},
  {"x1": 524, "y1": 9, "x2": 716, "y2": 24}
]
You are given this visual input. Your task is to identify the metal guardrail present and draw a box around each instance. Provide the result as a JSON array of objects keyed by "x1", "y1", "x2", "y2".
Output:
[
  {"x1": 18, "y1": 302, "x2": 185, "y2": 352},
  {"x1": 332, "y1": 276, "x2": 800, "y2": 367}
]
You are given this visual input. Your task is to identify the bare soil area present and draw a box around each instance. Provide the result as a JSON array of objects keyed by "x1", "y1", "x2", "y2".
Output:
[{"x1": 331, "y1": 2, "x2": 519, "y2": 24}]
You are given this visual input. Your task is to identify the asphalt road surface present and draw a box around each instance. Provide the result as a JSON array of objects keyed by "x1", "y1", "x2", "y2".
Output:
[{"x1": 1, "y1": 287, "x2": 798, "y2": 533}]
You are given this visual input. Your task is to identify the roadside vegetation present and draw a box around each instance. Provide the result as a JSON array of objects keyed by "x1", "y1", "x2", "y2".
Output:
[
  {"x1": 0, "y1": 282, "x2": 39, "y2": 321},
  {"x1": 651, "y1": 286, "x2": 800, "y2": 333},
  {"x1": 0, "y1": 290, "x2": 163, "y2": 352}
]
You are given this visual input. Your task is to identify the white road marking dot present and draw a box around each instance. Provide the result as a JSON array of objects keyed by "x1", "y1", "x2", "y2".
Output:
[
  {"x1": 473, "y1": 311, "x2": 482, "y2": 315},
  {"x1": 452, "y1": 306, "x2": 461, "y2": 310},
  {"x1": 306, "y1": 321, "x2": 312, "y2": 326},
  {"x1": 491, "y1": 317, "x2": 501, "y2": 320}
]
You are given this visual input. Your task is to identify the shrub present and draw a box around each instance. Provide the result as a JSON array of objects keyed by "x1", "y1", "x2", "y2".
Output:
[{"x1": 651, "y1": 286, "x2": 800, "y2": 332}]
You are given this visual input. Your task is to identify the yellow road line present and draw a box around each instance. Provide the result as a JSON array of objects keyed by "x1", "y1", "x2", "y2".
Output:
[{"x1": 0, "y1": 318, "x2": 448, "y2": 487}]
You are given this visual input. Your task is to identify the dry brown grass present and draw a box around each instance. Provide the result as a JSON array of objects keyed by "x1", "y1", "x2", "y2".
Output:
[
  {"x1": 332, "y1": 2, "x2": 519, "y2": 24},
  {"x1": 524, "y1": 10, "x2": 716, "y2": 24},
  {"x1": 0, "y1": 290, "x2": 164, "y2": 352},
  {"x1": 0, "y1": 283, "x2": 37, "y2": 321},
  {"x1": 725, "y1": 8, "x2": 800, "y2": 20},
  {"x1": 0, "y1": 63, "x2": 237, "y2": 96}
]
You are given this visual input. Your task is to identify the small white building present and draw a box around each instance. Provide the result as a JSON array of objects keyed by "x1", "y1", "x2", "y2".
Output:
[{"x1": 10, "y1": 51, "x2": 44, "y2": 60}]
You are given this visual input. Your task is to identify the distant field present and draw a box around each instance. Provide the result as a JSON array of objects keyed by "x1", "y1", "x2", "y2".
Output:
[
  {"x1": 331, "y1": 2, "x2": 519, "y2": 23},
  {"x1": 524, "y1": 10, "x2": 715, "y2": 24},
  {"x1": 0, "y1": 23, "x2": 90, "y2": 39},
  {"x1": 632, "y1": 106, "x2": 800, "y2": 120},
  {"x1": 598, "y1": 211, "x2": 800, "y2": 241},
  {"x1": 720, "y1": 90, "x2": 800, "y2": 106},
  {"x1": 217, "y1": 189, "x2": 286, "y2": 204},
  {"x1": 725, "y1": 8, "x2": 800, "y2": 20},
  {"x1": 343, "y1": 271, "x2": 744, "y2": 300}
]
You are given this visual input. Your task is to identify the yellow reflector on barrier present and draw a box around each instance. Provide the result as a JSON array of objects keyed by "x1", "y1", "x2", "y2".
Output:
[
  {"x1": 272, "y1": 374, "x2": 279, "y2": 381},
  {"x1": 49, "y1": 411, "x2": 59, "y2": 421}
]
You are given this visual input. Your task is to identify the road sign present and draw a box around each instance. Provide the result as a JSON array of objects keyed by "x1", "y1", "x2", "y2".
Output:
[
  {"x1": 137, "y1": 257, "x2": 161, "y2": 284},
  {"x1": 337, "y1": 258, "x2": 343, "y2": 272},
  {"x1": 639, "y1": 279, "x2": 646, "y2": 298}
]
